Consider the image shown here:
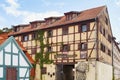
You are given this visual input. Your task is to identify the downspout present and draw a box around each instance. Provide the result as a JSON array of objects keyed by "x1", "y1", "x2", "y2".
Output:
[
  {"x1": 95, "y1": 17, "x2": 98, "y2": 80},
  {"x1": 112, "y1": 38, "x2": 114, "y2": 80}
]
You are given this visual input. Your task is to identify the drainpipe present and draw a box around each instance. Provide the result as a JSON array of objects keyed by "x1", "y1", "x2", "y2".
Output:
[
  {"x1": 112, "y1": 38, "x2": 114, "y2": 80},
  {"x1": 95, "y1": 17, "x2": 98, "y2": 80}
]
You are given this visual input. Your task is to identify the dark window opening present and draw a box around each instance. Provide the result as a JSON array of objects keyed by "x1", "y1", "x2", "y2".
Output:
[
  {"x1": 62, "y1": 27, "x2": 68, "y2": 35},
  {"x1": 47, "y1": 46, "x2": 52, "y2": 52},
  {"x1": 79, "y1": 43, "x2": 87, "y2": 51},
  {"x1": 108, "y1": 50, "x2": 111, "y2": 56},
  {"x1": 47, "y1": 30, "x2": 53, "y2": 37},
  {"x1": 100, "y1": 43, "x2": 105, "y2": 52},
  {"x1": 32, "y1": 33, "x2": 37, "y2": 40},
  {"x1": 61, "y1": 45, "x2": 70, "y2": 52},
  {"x1": 22, "y1": 35, "x2": 29, "y2": 41},
  {"x1": 105, "y1": 17, "x2": 108, "y2": 25},
  {"x1": 108, "y1": 35, "x2": 111, "y2": 43},
  {"x1": 41, "y1": 67, "x2": 47, "y2": 74}
]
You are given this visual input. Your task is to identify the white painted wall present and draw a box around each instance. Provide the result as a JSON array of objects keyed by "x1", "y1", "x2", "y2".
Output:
[
  {"x1": 96, "y1": 61, "x2": 112, "y2": 80},
  {"x1": 75, "y1": 61, "x2": 113, "y2": 80},
  {"x1": 0, "y1": 67, "x2": 3, "y2": 77},
  {"x1": 0, "y1": 50, "x2": 3, "y2": 65},
  {"x1": 5, "y1": 54, "x2": 11, "y2": 65},
  {"x1": 20, "y1": 53, "x2": 29, "y2": 66}
]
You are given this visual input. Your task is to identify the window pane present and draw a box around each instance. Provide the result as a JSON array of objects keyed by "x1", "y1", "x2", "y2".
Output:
[
  {"x1": 80, "y1": 51, "x2": 87, "y2": 59},
  {"x1": 82, "y1": 25, "x2": 87, "y2": 32}
]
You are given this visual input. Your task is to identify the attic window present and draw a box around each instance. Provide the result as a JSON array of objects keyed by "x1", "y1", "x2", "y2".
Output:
[
  {"x1": 45, "y1": 17, "x2": 60, "y2": 25},
  {"x1": 13, "y1": 27, "x2": 20, "y2": 32},
  {"x1": 65, "y1": 11, "x2": 79, "y2": 21}
]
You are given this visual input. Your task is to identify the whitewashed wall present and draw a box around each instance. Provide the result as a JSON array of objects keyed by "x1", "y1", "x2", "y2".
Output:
[
  {"x1": 96, "y1": 61, "x2": 112, "y2": 80},
  {"x1": 75, "y1": 61, "x2": 113, "y2": 80}
]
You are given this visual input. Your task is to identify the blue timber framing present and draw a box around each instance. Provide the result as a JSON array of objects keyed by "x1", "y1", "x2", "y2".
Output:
[{"x1": 0, "y1": 36, "x2": 32, "y2": 80}]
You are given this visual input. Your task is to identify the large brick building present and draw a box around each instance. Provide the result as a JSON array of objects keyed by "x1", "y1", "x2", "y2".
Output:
[{"x1": 9, "y1": 6, "x2": 115, "y2": 80}]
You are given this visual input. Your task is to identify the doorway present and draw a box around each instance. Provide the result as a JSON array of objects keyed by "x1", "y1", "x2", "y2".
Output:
[
  {"x1": 6, "y1": 67, "x2": 17, "y2": 80},
  {"x1": 56, "y1": 65, "x2": 74, "y2": 80}
]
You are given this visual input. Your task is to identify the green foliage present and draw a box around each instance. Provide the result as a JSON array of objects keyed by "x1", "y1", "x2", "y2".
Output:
[{"x1": 35, "y1": 30, "x2": 53, "y2": 80}]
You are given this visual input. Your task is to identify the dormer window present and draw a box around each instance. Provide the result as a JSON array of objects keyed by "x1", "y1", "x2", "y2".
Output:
[
  {"x1": 30, "y1": 20, "x2": 45, "y2": 28},
  {"x1": 64, "y1": 11, "x2": 79, "y2": 21},
  {"x1": 45, "y1": 17, "x2": 60, "y2": 25}
]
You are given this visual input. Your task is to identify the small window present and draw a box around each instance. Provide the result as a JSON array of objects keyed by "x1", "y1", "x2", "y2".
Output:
[
  {"x1": 108, "y1": 35, "x2": 111, "y2": 43},
  {"x1": 22, "y1": 35, "x2": 29, "y2": 41},
  {"x1": 61, "y1": 45, "x2": 70, "y2": 52},
  {"x1": 80, "y1": 51, "x2": 87, "y2": 59},
  {"x1": 47, "y1": 30, "x2": 53, "y2": 37},
  {"x1": 47, "y1": 46, "x2": 52, "y2": 52},
  {"x1": 105, "y1": 17, "x2": 108, "y2": 25},
  {"x1": 108, "y1": 50, "x2": 111, "y2": 56},
  {"x1": 41, "y1": 67, "x2": 47, "y2": 74},
  {"x1": 79, "y1": 43, "x2": 87, "y2": 51},
  {"x1": 32, "y1": 24, "x2": 37, "y2": 28},
  {"x1": 62, "y1": 27, "x2": 68, "y2": 35},
  {"x1": 31, "y1": 48, "x2": 37, "y2": 54},
  {"x1": 82, "y1": 25, "x2": 87, "y2": 32},
  {"x1": 100, "y1": 43, "x2": 105, "y2": 52},
  {"x1": 32, "y1": 33, "x2": 37, "y2": 40}
]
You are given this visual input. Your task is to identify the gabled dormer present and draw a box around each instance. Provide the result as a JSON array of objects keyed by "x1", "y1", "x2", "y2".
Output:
[
  {"x1": 45, "y1": 17, "x2": 60, "y2": 25},
  {"x1": 64, "y1": 11, "x2": 80, "y2": 21},
  {"x1": 13, "y1": 24, "x2": 29, "y2": 32},
  {"x1": 30, "y1": 20, "x2": 45, "y2": 28}
]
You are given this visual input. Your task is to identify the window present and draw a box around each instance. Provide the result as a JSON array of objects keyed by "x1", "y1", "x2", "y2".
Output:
[
  {"x1": 41, "y1": 67, "x2": 47, "y2": 74},
  {"x1": 61, "y1": 45, "x2": 70, "y2": 52},
  {"x1": 31, "y1": 48, "x2": 37, "y2": 54},
  {"x1": 22, "y1": 35, "x2": 29, "y2": 41},
  {"x1": 62, "y1": 27, "x2": 68, "y2": 35},
  {"x1": 47, "y1": 46, "x2": 52, "y2": 52},
  {"x1": 78, "y1": 43, "x2": 87, "y2": 51},
  {"x1": 108, "y1": 35, "x2": 111, "y2": 43},
  {"x1": 105, "y1": 17, "x2": 108, "y2": 25},
  {"x1": 108, "y1": 50, "x2": 111, "y2": 56},
  {"x1": 80, "y1": 51, "x2": 87, "y2": 59},
  {"x1": 47, "y1": 30, "x2": 53, "y2": 37},
  {"x1": 81, "y1": 25, "x2": 87, "y2": 32},
  {"x1": 79, "y1": 24, "x2": 89, "y2": 32},
  {"x1": 32, "y1": 33, "x2": 37, "y2": 40},
  {"x1": 100, "y1": 43, "x2": 105, "y2": 52}
]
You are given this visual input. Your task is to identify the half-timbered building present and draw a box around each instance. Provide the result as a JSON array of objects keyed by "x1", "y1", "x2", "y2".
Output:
[
  {"x1": 0, "y1": 36, "x2": 33, "y2": 80},
  {"x1": 9, "y1": 6, "x2": 114, "y2": 80}
]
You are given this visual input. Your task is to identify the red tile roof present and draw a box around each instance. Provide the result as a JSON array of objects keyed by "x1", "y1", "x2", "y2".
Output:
[
  {"x1": 9, "y1": 6, "x2": 106, "y2": 36},
  {"x1": 0, "y1": 33, "x2": 34, "y2": 64}
]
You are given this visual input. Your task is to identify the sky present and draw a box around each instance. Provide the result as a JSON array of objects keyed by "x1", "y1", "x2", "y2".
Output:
[{"x1": 0, "y1": 0, "x2": 120, "y2": 41}]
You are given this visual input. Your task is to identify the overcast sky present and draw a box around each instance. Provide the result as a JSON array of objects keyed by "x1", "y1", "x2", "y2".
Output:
[{"x1": 0, "y1": 0, "x2": 120, "y2": 41}]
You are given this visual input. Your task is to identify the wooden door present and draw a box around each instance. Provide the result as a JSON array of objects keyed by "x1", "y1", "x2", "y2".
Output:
[{"x1": 6, "y1": 67, "x2": 17, "y2": 80}]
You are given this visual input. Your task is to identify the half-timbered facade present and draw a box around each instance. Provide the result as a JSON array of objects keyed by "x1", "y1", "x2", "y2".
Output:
[
  {"x1": 9, "y1": 6, "x2": 113, "y2": 80},
  {"x1": 0, "y1": 36, "x2": 32, "y2": 80}
]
